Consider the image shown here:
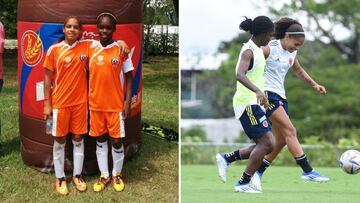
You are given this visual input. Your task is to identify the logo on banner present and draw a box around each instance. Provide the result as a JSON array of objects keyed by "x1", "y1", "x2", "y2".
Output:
[{"x1": 21, "y1": 30, "x2": 44, "y2": 67}]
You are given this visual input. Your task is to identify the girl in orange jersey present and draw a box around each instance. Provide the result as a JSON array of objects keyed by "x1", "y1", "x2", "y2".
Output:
[
  {"x1": 43, "y1": 16, "x2": 129, "y2": 195},
  {"x1": 44, "y1": 16, "x2": 89, "y2": 195},
  {"x1": 88, "y1": 12, "x2": 133, "y2": 192}
]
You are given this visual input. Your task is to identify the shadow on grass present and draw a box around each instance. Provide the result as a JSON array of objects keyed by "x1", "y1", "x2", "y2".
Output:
[
  {"x1": 0, "y1": 136, "x2": 20, "y2": 157},
  {"x1": 123, "y1": 134, "x2": 178, "y2": 184}
]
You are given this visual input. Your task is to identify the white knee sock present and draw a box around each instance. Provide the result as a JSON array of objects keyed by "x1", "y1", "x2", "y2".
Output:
[
  {"x1": 112, "y1": 144, "x2": 124, "y2": 176},
  {"x1": 53, "y1": 141, "x2": 65, "y2": 179},
  {"x1": 96, "y1": 141, "x2": 109, "y2": 178},
  {"x1": 72, "y1": 139, "x2": 84, "y2": 176}
]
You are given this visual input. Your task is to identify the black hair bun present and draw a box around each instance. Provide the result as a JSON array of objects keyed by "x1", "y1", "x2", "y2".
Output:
[{"x1": 239, "y1": 17, "x2": 252, "y2": 32}]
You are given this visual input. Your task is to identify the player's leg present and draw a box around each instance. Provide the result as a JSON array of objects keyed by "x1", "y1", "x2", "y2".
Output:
[
  {"x1": 52, "y1": 108, "x2": 70, "y2": 195},
  {"x1": 252, "y1": 122, "x2": 285, "y2": 190},
  {"x1": 216, "y1": 145, "x2": 256, "y2": 182},
  {"x1": 70, "y1": 103, "x2": 87, "y2": 192},
  {"x1": 268, "y1": 106, "x2": 329, "y2": 182},
  {"x1": 234, "y1": 105, "x2": 274, "y2": 193},
  {"x1": 235, "y1": 131, "x2": 274, "y2": 193},
  {"x1": 90, "y1": 111, "x2": 111, "y2": 192},
  {"x1": 109, "y1": 112, "x2": 126, "y2": 192}
]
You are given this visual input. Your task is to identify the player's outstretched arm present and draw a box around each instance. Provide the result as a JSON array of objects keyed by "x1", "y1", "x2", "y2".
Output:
[{"x1": 292, "y1": 58, "x2": 327, "y2": 94}]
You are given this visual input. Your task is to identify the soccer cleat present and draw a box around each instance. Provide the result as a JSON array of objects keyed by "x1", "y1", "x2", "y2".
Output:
[
  {"x1": 216, "y1": 153, "x2": 229, "y2": 182},
  {"x1": 72, "y1": 174, "x2": 87, "y2": 192},
  {"x1": 234, "y1": 181, "x2": 261, "y2": 193},
  {"x1": 55, "y1": 177, "x2": 69, "y2": 195},
  {"x1": 112, "y1": 173, "x2": 125, "y2": 192},
  {"x1": 251, "y1": 171, "x2": 263, "y2": 191},
  {"x1": 301, "y1": 170, "x2": 330, "y2": 182},
  {"x1": 93, "y1": 173, "x2": 111, "y2": 192}
]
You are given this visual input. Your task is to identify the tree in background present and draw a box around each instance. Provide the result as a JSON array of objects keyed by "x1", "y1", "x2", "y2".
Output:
[
  {"x1": 0, "y1": 0, "x2": 17, "y2": 38},
  {"x1": 143, "y1": 0, "x2": 178, "y2": 58},
  {"x1": 267, "y1": 0, "x2": 360, "y2": 63}
]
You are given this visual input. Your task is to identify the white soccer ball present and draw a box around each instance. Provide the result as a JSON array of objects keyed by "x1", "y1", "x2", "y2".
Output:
[{"x1": 339, "y1": 149, "x2": 360, "y2": 174}]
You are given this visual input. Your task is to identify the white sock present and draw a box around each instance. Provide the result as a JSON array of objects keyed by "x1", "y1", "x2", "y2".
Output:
[
  {"x1": 53, "y1": 141, "x2": 65, "y2": 179},
  {"x1": 112, "y1": 144, "x2": 125, "y2": 176},
  {"x1": 72, "y1": 139, "x2": 84, "y2": 176},
  {"x1": 96, "y1": 141, "x2": 109, "y2": 178}
]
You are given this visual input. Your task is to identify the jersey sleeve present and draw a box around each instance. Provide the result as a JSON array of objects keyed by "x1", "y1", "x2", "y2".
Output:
[
  {"x1": 43, "y1": 45, "x2": 56, "y2": 71},
  {"x1": 122, "y1": 56, "x2": 134, "y2": 73}
]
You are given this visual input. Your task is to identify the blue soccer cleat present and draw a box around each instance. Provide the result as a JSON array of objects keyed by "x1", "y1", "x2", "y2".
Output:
[
  {"x1": 301, "y1": 170, "x2": 330, "y2": 182},
  {"x1": 216, "y1": 153, "x2": 229, "y2": 182},
  {"x1": 234, "y1": 181, "x2": 261, "y2": 193}
]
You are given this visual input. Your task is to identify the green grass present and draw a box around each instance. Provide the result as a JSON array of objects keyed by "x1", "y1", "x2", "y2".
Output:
[
  {"x1": 0, "y1": 55, "x2": 178, "y2": 202},
  {"x1": 142, "y1": 56, "x2": 178, "y2": 131},
  {"x1": 182, "y1": 165, "x2": 360, "y2": 203}
]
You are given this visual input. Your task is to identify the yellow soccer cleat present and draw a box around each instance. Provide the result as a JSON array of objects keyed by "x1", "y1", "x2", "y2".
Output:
[
  {"x1": 72, "y1": 175, "x2": 87, "y2": 192},
  {"x1": 113, "y1": 173, "x2": 125, "y2": 192},
  {"x1": 93, "y1": 173, "x2": 111, "y2": 192},
  {"x1": 55, "y1": 177, "x2": 69, "y2": 195}
]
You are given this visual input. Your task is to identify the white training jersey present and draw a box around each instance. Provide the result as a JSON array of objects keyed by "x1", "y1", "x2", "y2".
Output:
[{"x1": 264, "y1": 39, "x2": 297, "y2": 99}]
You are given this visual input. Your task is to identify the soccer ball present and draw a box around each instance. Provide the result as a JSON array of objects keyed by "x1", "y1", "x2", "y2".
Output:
[{"x1": 339, "y1": 150, "x2": 360, "y2": 174}]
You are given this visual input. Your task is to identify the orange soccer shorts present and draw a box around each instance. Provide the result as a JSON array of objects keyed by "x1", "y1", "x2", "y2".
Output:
[
  {"x1": 89, "y1": 111, "x2": 125, "y2": 138},
  {"x1": 52, "y1": 103, "x2": 88, "y2": 137}
]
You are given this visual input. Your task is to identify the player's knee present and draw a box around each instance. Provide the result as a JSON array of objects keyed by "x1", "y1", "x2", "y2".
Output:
[
  {"x1": 55, "y1": 137, "x2": 66, "y2": 144},
  {"x1": 263, "y1": 136, "x2": 274, "y2": 154},
  {"x1": 284, "y1": 125, "x2": 297, "y2": 138},
  {"x1": 265, "y1": 140, "x2": 274, "y2": 154},
  {"x1": 276, "y1": 137, "x2": 286, "y2": 147},
  {"x1": 72, "y1": 134, "x2": 83, "y2": 142},
  {"x1": 111, "y1": 138, "x2": 122, "y2": 149},
  {"x1": 97, "y1": 135, "x2": 108, "y2": 143}
]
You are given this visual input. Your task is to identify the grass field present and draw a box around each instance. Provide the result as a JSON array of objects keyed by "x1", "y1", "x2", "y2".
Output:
[
  {"x1": 182, "y1": 165, "x2": 360, "y2": 203},
  {"x1": 0, "y1": 55, "x2": 179, "y2": 202}
]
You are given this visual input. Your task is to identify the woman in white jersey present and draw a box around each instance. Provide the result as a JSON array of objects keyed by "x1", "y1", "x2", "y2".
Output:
[
  {"x1": 251, "y1": 17, "x2": 329, "y2": 191},
  {"x1": 216, "y1": 16, "x2": 275, "y2": 193}
]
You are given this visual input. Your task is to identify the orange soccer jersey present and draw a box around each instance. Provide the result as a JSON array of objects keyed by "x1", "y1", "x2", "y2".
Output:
[
  {"x1": 43, "y1": 40, "x2": 89, "y2": 108},
  {"x1": 88, "y1": 41, "x2": 134, "y2": 112}
]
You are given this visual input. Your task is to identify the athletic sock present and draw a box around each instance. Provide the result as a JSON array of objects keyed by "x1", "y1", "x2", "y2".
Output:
[
  {"x1": 53, "y1": 141, "x2": 66, "y2": 179},
  {"x1": 112, "y1": 144, "x2": 125, "y2": 176},
  {"x1": 257, "y1": 159, "x2": 272, "y2": 174},
  {"x1": 238, "y1": 172, "x2": 252, "y2": 185},
  {"x1": 295, "y1": 154, "x2": 313, "y2": 173},
  {"x1": 72, "y1": 139, "x2": 84, "y2": 176},
  {"x1": 223, "y1": 150, "x2": 241, "y2": 163},
  {"x1": 96, "y1": 141, "x2": 109, "y2": 178}
]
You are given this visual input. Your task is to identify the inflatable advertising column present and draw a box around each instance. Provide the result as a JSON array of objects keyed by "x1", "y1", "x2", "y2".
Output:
[{"x1": 17, "y1": 0, "x2": 142, "y2": 174}]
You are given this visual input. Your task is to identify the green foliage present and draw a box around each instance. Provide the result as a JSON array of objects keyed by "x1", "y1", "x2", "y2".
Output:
[
  {"x1": 286, "y1": 63, "x2": 360, "y2": 144},
  {"x1": 297, "y1": 40, "x2": 346, "y2": 69},
  {"x1": 0, "y1": 0, "x2": 17, "y2": 38},
  {"x1": 143, "y1": 0, "x2": 178, "y2": 57},
  {"x1": 144, "y1": 32, "x2": 178, "y2": 56},
  {"x1": 182, "y1": 126, "x2": 207, "y2": 142}
]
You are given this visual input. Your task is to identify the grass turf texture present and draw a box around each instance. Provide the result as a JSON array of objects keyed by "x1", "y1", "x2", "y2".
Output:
[
  {"x1": 181, "y1": 165, "x2": 360, "y2": 203},
  {"x1": 0, "y1": 55, "x2": 178, "y2": 202}
]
